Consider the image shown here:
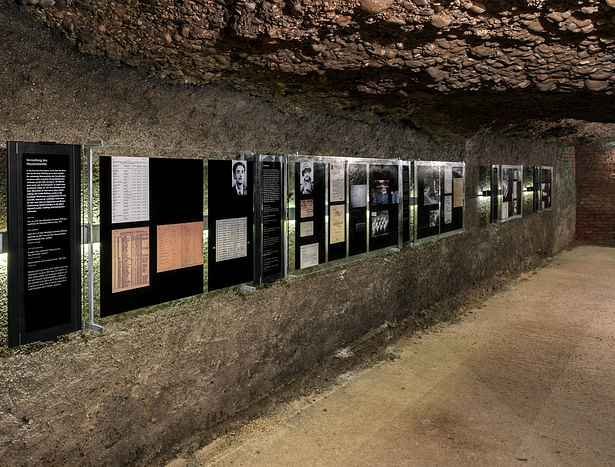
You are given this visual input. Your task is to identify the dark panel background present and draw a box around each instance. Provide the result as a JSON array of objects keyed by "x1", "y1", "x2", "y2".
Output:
[
  {"x1": 7, "y1": 142, "x2": 81, "y2": 347},
  {"x1": 348, "y1": 163, "x2": 367, "y2": 257},
  {"x1": 208, "y1": 160, "x2": 254, "y2": 291},
  {"x1": 100, "y1": 157, "x2": 204, "y2": 316},
  {"x1": 294, "y1": 162, "x2": 326, "y2": 270},
  {"x1": 440, "y1": 165, "x2": 464, "y2": 234},
  {"x1": 368, "y1": 164, "x2": 399, "y2": 251},
  {"x1": 416, "y1": 164, "x2": 440, "y2": 240},
  {"x1": 402, "y1": 164, "x2": 410, "y2": 243},
  {"x1": 328, "y1": 162, "x2": 347, "y2": 262}
]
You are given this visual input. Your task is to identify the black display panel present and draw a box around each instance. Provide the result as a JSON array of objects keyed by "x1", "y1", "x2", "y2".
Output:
[
  {"x1": 100, "y1": 157, "x2": 204, "y2": 316},
  {"x1": 328, "y1": 161, "x2": 347, "y2": 262},
  {"x1": 501, "y1": 166, "x2": 522, "y2": 219},
  {"x1": 533, "y1": 166, "x2": 540, "y2": 212},
  {"x1": 541, "y1": 167, "x2": 553, "y2": 210},
  {"x1": 490, "y1": 165, "x2": 499, "y2": 223},
  {"x1": 348, "y1": 163, "x2": 367, "y2": 257},
  {"x1": 7, "y1": 141, "x2": 81, "y2": 347},
  {"x1": 369, "y1": 164, "x2": 399, "y2": 251},
  {"x1": 255, "y1": 157, "x2": 284, "y2": 284},
  {"x1": 208, "y1": 160, "x2": 254, "y2": 290},
  {"x1": 440, "y1": 165, "x2": 464, "y2": 234},
  {"x1": 294, "y1": 161, "x2": 325, "y2": 269},
  {"x1": 402, "y1": 164, "x2": 410, "y2": 243},
  {"x1": 416, "y1": 164, "x2": 440, "y2": 240}
]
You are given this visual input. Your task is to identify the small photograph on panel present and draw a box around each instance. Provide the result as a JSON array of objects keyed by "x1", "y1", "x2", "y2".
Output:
[
  {"x1": 429, "y1": 209, "x2": 439, "y2": 228},
  {"x1": 299, "y1": 161, "x2": 314, "y2": 195},
  {"x1": 372, "y1": 179, "x2": 390, "y2": 205},
  {"x1": 231, "y1": 160, "x2": 248, "y2": 196},
  {"x1": 423, "y1": 170, "x2": 440, "y2": 206},
  {"x1": 371, "y1": 211, "x2": 389, "y2": 237}
]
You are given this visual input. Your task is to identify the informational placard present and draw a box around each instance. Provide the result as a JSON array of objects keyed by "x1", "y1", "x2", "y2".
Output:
[
  {"x1": 369, "y1": 164, "x2": 399, "y2": 251},
  {"x1": 348, "y1": 163, "x2": 367, "y2": 256},
  {"x1": 157, "y1": 221, "x2": 203, "y2": 273},
  {"x1": 295, "y1": 160, "x2": 325, "y2": 270},
  {"x1": 208, "y1": 159, "x2": 254, "y2": 290},
  {"x1": 402, "y1": 163, "x2": 410, "y2": 243},
  {"x1": 215, "y1": 217, "x2": 248, "y2": 262},
  {"x1": 541, "y1": 166, "x2": 553, "y2": 210},
  {"x1": 111, "y1": 156, "x2": 149, "y2": 224},
  {"x1": 112, "y1": 227, "x2": 150, "y2": 293},
  {"x1": 254, "y1": 157, "x2": 284, "y2": 284},
  {"x1": 100, "y1": 156, "x2": 204, "y2": 316},
  {"x1": 491, "y1": 165, "x2": 499, "y2": 223},
  {"x1": 7, "y1": 141, "x2": 81, "y2": 347}
]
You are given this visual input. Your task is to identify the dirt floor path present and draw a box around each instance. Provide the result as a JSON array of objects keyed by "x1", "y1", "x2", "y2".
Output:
[{"x1": 171, "y1": 245, "x2": 615, "y2": 466}]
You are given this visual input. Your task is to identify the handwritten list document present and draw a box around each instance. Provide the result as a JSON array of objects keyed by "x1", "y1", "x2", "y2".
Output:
[
  {"x1": 215, "y1": 217, "x2": 247, "y2": 262},
  {"x1": 111, "y1": 227, "x2": 150, "y2": 293},
  {"x1": 112, "y1": 156, "x2": 150, "y2": 224},
  {"x1": 157, "y1": 221, "x2": 203, "y2": 273}
]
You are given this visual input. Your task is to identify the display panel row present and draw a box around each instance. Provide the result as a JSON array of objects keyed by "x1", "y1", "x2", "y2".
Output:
[{"x1": 4, "y1": 140, "x2": 551, "y2": 347}]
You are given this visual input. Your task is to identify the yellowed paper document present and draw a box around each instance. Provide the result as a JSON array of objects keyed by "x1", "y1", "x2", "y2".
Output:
[
  {"x1": 112, "y1": 227, "x2": 150, "y2": 293},
  {"x1": 157, "y1": 221, "x2": 203, "y2": 273},
  {"x1": 330, "y1": 204, "x2": 345, "y2": 244}
]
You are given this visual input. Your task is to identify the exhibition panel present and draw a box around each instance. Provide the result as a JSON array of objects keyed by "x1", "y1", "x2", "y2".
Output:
[
  {"x1": 415, "y1": 161, "x2": 465, "y2": 241},
  {"x1": 293, "y1": 157, "x2": 326, "y2": 270},
  {"x1": 4, "y1": 140, "x2": 555, "y2": 347},
  {"x1": 7, "y1": 141, "x2": 81, "y2": 347},
  {"x1": 253, "y1": 155, "x2": 286, "y2": 285},
  {"x1": 208, "y1": 159, "x2": 254, "y2": 290},
  {"x1": 541, "y1": 166, "x2": 553, "y2": 210},
  {"x1": 100, "y1": 156, "x2": 204, "y2": 315},
  {"x1": 348, "y1": 162, "x2": 368, "y2": 257},
  {"x1": 368, "y1": 163, "x2": 400, "y2": 251},
  {"x1": 499, "y1": 165, "x2": 523, "y2": 221}
]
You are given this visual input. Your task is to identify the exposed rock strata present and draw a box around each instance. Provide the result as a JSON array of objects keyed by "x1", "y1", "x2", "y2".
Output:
[{"x1": 14, "y1": 0, "x2": 615, "y2": 138}]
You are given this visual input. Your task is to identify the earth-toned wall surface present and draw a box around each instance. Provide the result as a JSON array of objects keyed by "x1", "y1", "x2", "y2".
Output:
[
  {"x1": 15, "y1": 0, "x2": 615, "y2": 139},
  {"x1": 1, "y1": 1, "x2": 577, "y2": 464}
]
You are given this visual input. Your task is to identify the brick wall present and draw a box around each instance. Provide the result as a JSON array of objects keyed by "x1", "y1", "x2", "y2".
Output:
[{"x1": 575, "y1": 145, "x2": 615, "y2": 244}]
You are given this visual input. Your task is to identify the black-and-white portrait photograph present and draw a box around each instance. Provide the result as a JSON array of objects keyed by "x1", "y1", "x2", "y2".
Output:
[
  {"x1": 299, "y1": 162, "x2": 314, "y2": 195},
  {"x1": 429, "y1": 209, "x2": 439, "y2": 228},
  {"x1": 423, "y1": 170, "x2": 440, "y2": 206},
  {"x1": 230, "y1": 160, "x2": 247, "y2": 196},
  {"x1": 371, "y1": 211, "x2": 389, "y2": 237}
]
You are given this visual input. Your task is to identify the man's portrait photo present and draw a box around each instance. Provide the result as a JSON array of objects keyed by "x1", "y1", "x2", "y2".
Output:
[
  {"x1": 300, "y1": 162, "x2": 314, "y2": 195},
  {"x1": 231, "y1": 160, "x2": 247, "y2": 196}
]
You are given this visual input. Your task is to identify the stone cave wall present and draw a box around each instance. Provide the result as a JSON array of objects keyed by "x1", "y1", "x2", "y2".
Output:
[{"x1": 0, "y1": 3, "x2": 577, "y2": 464}]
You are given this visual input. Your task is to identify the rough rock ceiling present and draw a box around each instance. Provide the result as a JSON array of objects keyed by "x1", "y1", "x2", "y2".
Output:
[{"x1": 19, "y1": 0, "x2": 615, "y2": 141}]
